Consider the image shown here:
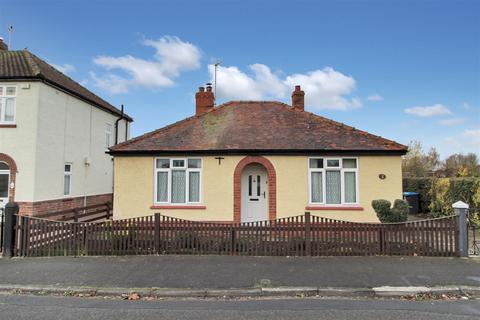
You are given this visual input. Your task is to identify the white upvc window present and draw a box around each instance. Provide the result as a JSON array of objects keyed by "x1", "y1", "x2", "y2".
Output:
[
  {"x1": 105, "y1": 123, "x2": 113, "y2": 149},
  {"x1": 308, "y1": 157, "x2": 359, "y2": 205},
  {"x1": 154, "y1": 158, "x2": 202, "y2": 204},
  {"x1": 63, "y1": 163, "x2": 72, "y2": 196},
  {"x1": 0, "y1": 86, "x2": 17, "y2": 124}
]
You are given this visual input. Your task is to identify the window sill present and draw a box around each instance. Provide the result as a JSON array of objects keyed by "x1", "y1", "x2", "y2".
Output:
[
  {"x1": 0, "y1": 124, "x2": 16, "y2": 128},
  {"x1": 150, "y1": 205, "x2": 207, "y2": 210},
  {"x1": 305, "y1": 205, "x2": 364, "y2": 211}
]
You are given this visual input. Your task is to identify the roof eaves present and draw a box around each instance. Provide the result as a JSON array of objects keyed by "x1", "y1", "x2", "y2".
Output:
[{"x1": 108, "y1": 148, "x2": 408, "y2": 156}]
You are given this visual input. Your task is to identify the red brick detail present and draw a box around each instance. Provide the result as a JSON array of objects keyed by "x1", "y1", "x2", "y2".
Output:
[
  {"x1": 305, "y1": 206, "x2": 364, "y2": 211},
  {"x1": 0, "y1": 153, "x2": 18, "y2": 202},
  {"x1": 195, "y1": 86, "x2": 214, "y2": 115},
  {"x1": 233, "y1": 156, "x2": 276, "y2": 223},
  {"x1": 150, "y1": 205, "x2": 206, "y2": 209},
  {"x1": 17, "y1": 193, "x2": 113, "y2": 216},
  {"x1": 291, "y1": 85, "x2": 305, "y2": 111},
  {"x1": 0, "y1": 124, "x2": 16, "y2": 128}
]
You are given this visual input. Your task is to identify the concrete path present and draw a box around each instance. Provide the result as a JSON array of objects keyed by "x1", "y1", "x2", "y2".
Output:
[{"x1": 0, "y1": 256, "x2": 478, "y2": 290}]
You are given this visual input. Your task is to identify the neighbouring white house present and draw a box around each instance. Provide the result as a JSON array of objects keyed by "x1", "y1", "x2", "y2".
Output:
[{"x1": 0, "y1": 38, "x2": 132, "y2": 215}]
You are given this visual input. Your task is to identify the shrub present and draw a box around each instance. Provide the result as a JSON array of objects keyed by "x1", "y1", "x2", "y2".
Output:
[
  {"x1": 403, "y1": 177, "x2": 480, "y2": 215},
  {"x1": 371, "y1": 199, "x2": 391, "y2": 222},
  {"x1": 450, "y1": 178, "x2": 480, "y2": 212},
  {"x1": 473, "y1": 183, "x2": 480, "y2": 214},
  {"x1": 469, "y1": 212, "x2": 480, "y2": 228},
  {"x1": 429, "y1": 178, "x2": 451, "y2": 217},
  {"x1": 372, "y1": 199, "x2": 409, "y2": 223},
  {"x1": 391, "y1": 199, "x2": 409, "y2": 222}
]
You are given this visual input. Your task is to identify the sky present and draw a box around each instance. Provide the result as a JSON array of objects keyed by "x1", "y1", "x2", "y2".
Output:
[{"x1": 1, "y1": 0, "x2": 479, "y2": 158}]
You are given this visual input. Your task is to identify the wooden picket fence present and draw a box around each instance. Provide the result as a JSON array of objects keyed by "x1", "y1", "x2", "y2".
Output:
[
  {"x1": 35, "y1": 202, "x2": 112, "y2": 222},
  {"x1": 12, "y1": 212, "x2": 460, "y2": 257}
]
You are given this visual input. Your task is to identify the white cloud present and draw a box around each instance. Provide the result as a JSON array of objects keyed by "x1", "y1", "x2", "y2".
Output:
[
  {"x1": 89, "y1": 72, "x2": 129, "y2": 94},
  {"x1": 51, "y1": 63, "x2": 76, "y2": 74},
  {"x1": 285, "y1": 68, "x2": 361, "y2": 110},
  {"x1": 210, "y1": 64, "x2": 361, "y2": 110},
  {"x1": 441, "y1": 128, "x2": 480, "y2": 155},
  {"x1": 404, "y1": 104, "x2": 451, "y2": 117},
  {"x1": 92, "y1": 36, "x2": 201, "y2": 94},
  {"x1": 366, "y1": 94, "x2": 384, "y2": 101},
  {"x1": 462, "y1": 128, "x2": 480, "y2": 148},
  {"x1": 209, "y1": 64, "x2": 286, "y2": 100},
  {"x1": 439, "y1": 118, "x2": 465, "y2": 126}
]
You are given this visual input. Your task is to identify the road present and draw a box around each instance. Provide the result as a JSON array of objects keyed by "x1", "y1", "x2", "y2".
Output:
[{"x1": 0, "y1": 295, "x2": 478, "y2": 320}]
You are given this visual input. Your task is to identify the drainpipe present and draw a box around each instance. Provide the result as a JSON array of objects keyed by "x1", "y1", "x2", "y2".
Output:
[
  {"x1": 125, "y1": 119, "x2": 128, "y2": 141},
  {"x1": 114, "y1": 105, "x2": 127, "y2": 145}
]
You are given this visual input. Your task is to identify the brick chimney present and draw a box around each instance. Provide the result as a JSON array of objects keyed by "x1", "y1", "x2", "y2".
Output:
[
  {"x1": 195, "y1": 84, "x2": 214, "y2": 115},
  {"x1": 0, "y1": 38, "x2": 8, "y2": 51},
  {"x1": 291, "y1": 85, "x2": 305, "y2": 111}
]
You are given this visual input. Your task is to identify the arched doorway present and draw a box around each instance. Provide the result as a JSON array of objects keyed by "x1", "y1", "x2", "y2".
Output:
[
  {"x1": 0, "y1": 162, "x2": 10, "y2": 208},
  {"x1": 0, "y1": 153, "x2": 17, "y2": 206},
  {"x1": 233, "y1": 156, "x2": 276, "y2": 223}
]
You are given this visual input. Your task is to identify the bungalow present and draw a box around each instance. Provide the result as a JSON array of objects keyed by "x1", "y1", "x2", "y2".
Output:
[{"x1": 109, "y1": 85, "x2": 407, "y2": 223}]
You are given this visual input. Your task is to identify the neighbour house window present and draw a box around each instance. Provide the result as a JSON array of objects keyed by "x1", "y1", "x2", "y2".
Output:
[
  {"x1": 63, "y1": 163, "x2": 72, "y2": 196},
  {"x1": 0, "y1": 86, "x2": 17, "y2": 124},
  {"x1": 155, "y1": 158, "x2": 202, "y2": 204},
  {"x1": 105, "y1": 123, "x2": 113, "y2": 149},
  {"x1": 309, "y1": 158, "x2": 358, "y2": 205}
]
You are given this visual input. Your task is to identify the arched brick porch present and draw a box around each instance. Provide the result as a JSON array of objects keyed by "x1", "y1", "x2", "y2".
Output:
[
  {"x1": 0, "y1": 153, "x2": 18, "y2": 202},
  {"x1": 233, "y1": 156, "x2": 276, "y2": 222}
]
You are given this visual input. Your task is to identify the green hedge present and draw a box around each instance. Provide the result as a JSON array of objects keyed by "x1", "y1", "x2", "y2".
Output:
[{"x1": 403, "y1": 177, "x2": 480, "y2": 216}]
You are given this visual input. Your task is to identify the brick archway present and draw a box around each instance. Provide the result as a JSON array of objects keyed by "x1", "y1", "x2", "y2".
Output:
[
  {"x1": 233, "y1": 156, "x2": 276, "y2": 222},
  {"x1": 0, "y1": 153, "x2": 18, "y2": 202}
]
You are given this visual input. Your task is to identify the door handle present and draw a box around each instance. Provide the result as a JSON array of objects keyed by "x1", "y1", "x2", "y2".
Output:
[{"x1": 262, "y1": 191, "x2": 266, "y2": 198}]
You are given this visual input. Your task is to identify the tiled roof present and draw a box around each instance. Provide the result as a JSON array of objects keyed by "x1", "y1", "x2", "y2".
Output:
[
  {"x1": 0, "y1": 50, "x2": 132, "y2": 121},
  {"x1": 110, "y1": 101, "x2": 407, "y2": 154}
]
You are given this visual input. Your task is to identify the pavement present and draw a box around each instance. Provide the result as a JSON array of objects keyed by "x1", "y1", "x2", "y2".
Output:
[
  {"x1": 0, "y1": 256, "x2": 479, "y2": 298},
  {"x1": 0, "y1": 295, "x2": 479, "y2": 320}
]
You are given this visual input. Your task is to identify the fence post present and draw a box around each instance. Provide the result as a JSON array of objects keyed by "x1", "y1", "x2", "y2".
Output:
[
  {"x1": 154, "y1": 213, "x2": 161, "y2": 254},
  {"x1": 2, "y1": 202, "x2": 19, "y2": 258},
  {"x1": 73, "y1": 208, "x2": 79, "y2": 223},
  {"x1": 305, "y1": 212, "x2": 311, "y2": 256},
  {"x1": 105, "y1": 202, "x2": 112, "y2": 220},
  {"x1": 453, "y1": 201, "x2": 469, "y2": 257}
]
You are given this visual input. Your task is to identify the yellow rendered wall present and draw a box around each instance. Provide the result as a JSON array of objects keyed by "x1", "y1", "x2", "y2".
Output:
[
  {"x1": 113, "y1": 155, "x2": 402, "y2": 223},
  {"x1": 113, "y1": 156, "x2": 243, "y2": 221},
  {"x1": 268, "y1": 156, "x2": 402, "y2": 222}
]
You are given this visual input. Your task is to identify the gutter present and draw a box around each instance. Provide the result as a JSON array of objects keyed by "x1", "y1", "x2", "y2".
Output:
[{"x1": 107, "y1": 149, "x2": 408, "y2": 156}]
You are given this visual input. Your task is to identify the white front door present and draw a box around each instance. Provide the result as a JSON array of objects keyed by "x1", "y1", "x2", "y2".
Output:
[
  {"x1": 241, "y1": 164, "x2": 268, "y2": 222},
  {"x1": 0, "y1": 170, "x2": 9, "y2": 209}
]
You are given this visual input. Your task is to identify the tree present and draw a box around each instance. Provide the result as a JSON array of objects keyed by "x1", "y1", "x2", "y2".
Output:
[
  {"x1": 402, "y1": 141, "x2": 440, "y2": 177},
  {"x1": 443, "y1": 153, "x2": 480, "y2": 177},
  {"x1": 426, "y1": 148, "x2": 440, "y2": 171}
]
